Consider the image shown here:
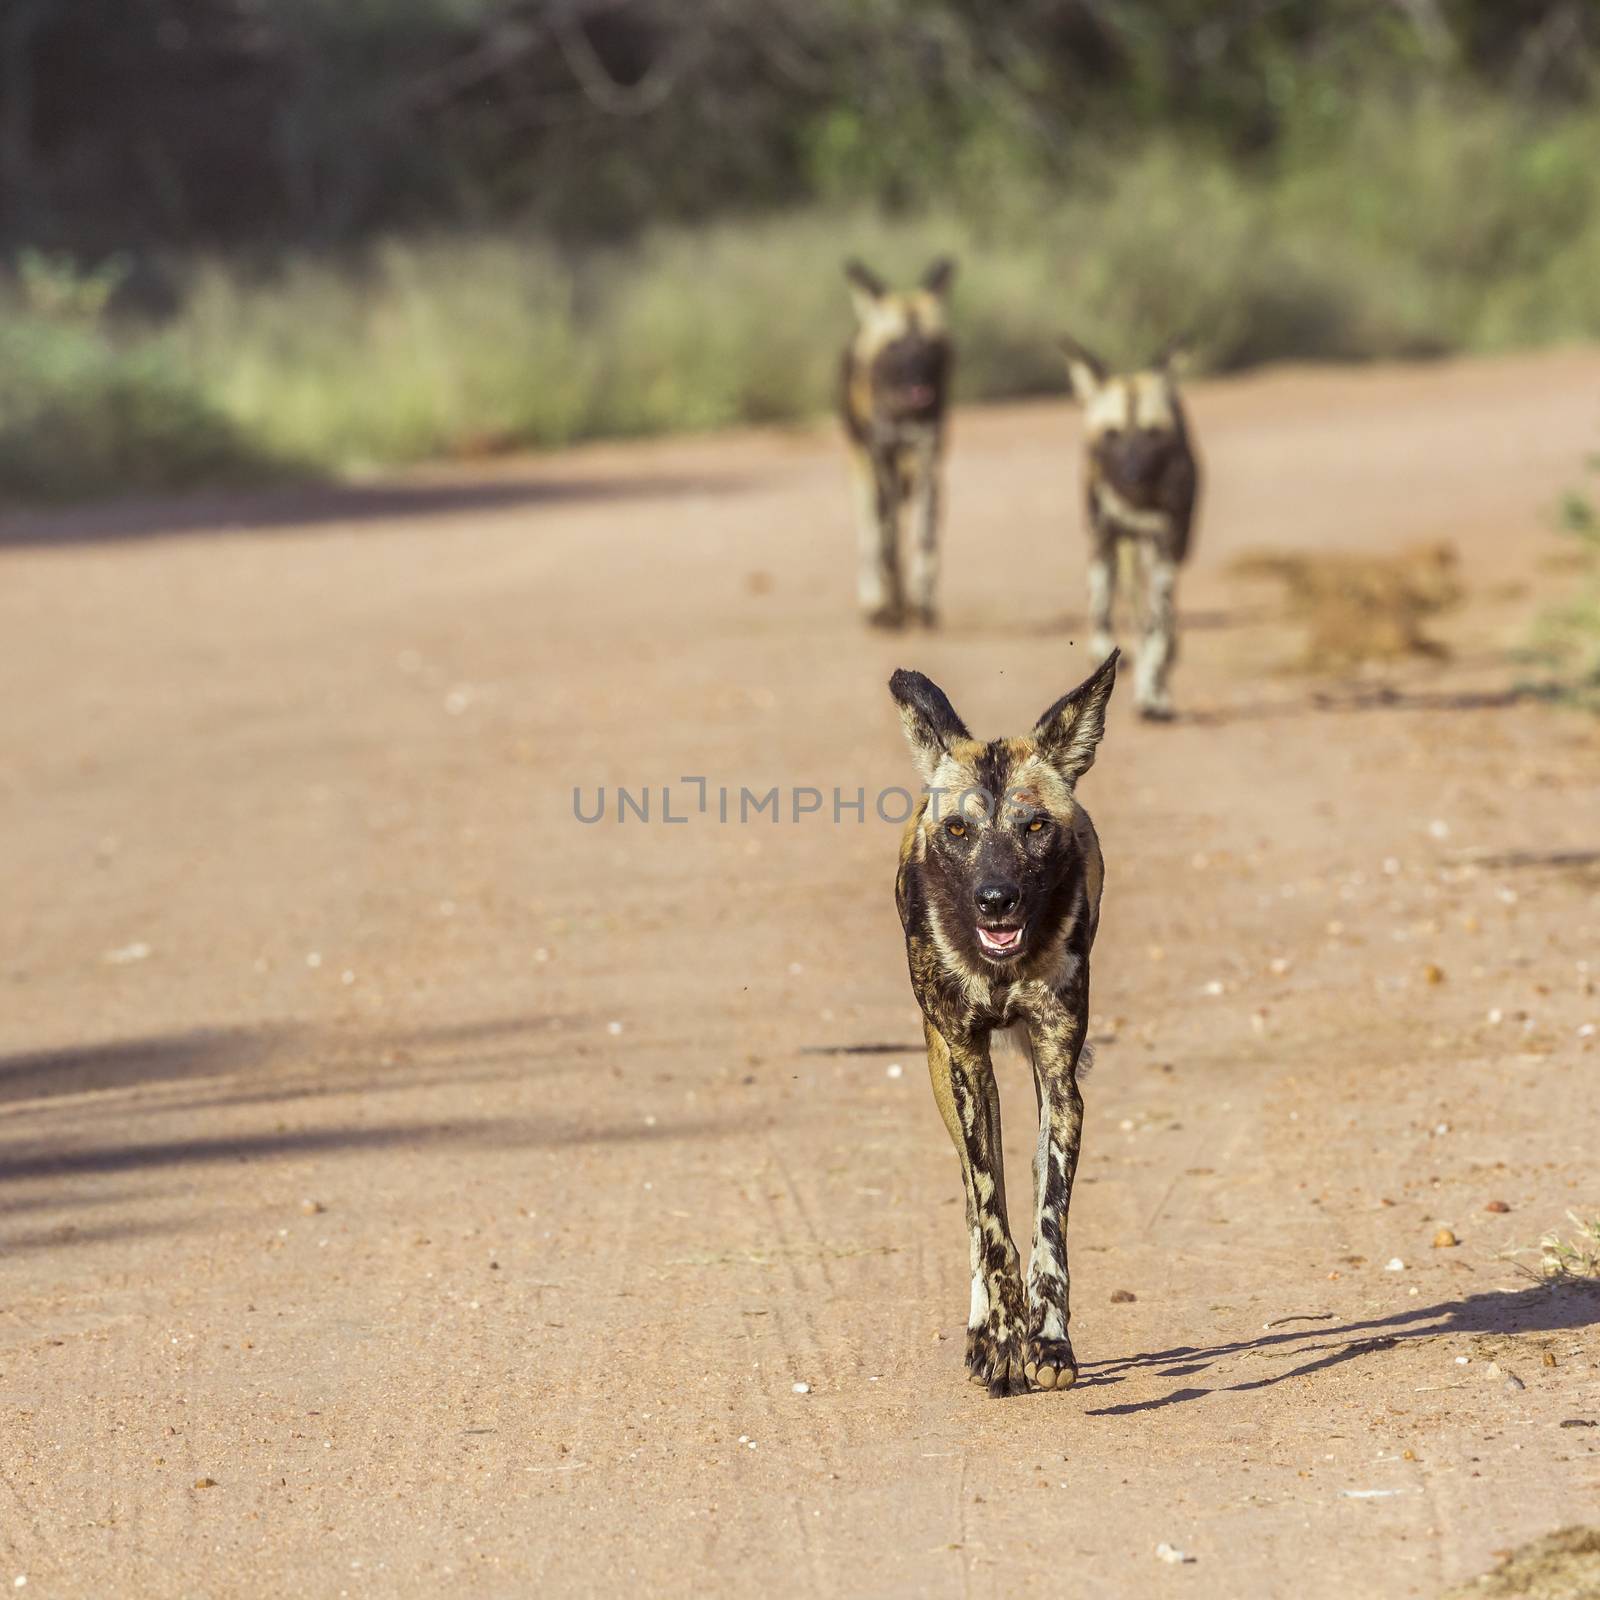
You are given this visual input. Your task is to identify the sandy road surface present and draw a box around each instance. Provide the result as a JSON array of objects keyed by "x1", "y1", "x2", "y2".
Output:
[{"x1": 3, "y1": 351, "x2": 1600, "y2": 1598}]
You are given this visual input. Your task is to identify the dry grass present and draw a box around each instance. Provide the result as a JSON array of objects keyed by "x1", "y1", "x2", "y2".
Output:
[
  {"x1": 1445, "y1": 1527, "x2": 1600, "y2": 1600},
  {"x1": 1532, "y1": 1213, "x2": 1600, "y2": 1284}
]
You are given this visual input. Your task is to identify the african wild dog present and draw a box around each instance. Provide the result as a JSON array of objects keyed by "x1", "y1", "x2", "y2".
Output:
[
  {"x1": 1061, "y1": 335, "x2": 1200, "y2": 720},
  {"x1": 840, "y1": 258, "x2": 956, "y2": 628},
  {"x1": 889, "y1": 650, "x2": 1119, "y2": 1396}
]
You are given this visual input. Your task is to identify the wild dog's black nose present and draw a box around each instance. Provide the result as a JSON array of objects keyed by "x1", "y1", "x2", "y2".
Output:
[{"x1": 975, "y1": 882, "x2": 1020, "y2": 918}]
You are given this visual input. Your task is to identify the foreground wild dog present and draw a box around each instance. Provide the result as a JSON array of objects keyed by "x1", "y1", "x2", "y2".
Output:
[
  {"x1": 889, "y1": 651, "x2": 1119, "y2": 1395},
  {"x1": 1061, "y1": 335, "x2": 1199, "y2": 719},
  {"x1": 840, "y1": 258, "x2": 956, "y2": 628}
]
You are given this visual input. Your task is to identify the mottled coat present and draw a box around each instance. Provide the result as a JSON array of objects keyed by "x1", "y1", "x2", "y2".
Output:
[
  {"x1": 1062, "y1": 336, "x2": 1200, "y2": 719},
  {"x1": 839, "y1": 258, "x2": 955, "y2": 628},
  {"x1": 889, "y1": 651, "x2": 1118, "y2": 1395}
]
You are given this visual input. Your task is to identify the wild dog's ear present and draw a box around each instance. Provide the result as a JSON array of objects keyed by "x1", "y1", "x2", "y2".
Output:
[
  {"x1": 1150, "y1": 333, "x2": 1193, "y2": 377},
  {"x1": 1059, "y1": 333, "x2": 1107, "y2": 402},
  {"x1": 844, "y1": 258, "x2": 888, "y2": 322},
  {"x1": 1032, "y1": 649, "x2": 1119, "y2": 785},
  {"x1": 920, "y1": 256, "x2": 956, "y2": 297},
  {"x1": 889, "y1": 668, "x2": 971, "y2": 785}
]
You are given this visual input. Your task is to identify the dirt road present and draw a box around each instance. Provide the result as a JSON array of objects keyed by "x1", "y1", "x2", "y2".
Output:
[{"x1": 3, "y1": 350, "x2": 1600, "y2": 1598}]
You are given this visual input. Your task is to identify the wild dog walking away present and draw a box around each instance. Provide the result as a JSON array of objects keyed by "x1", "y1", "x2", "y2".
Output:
[
  {"x1": 840, "y1": 258, "x2": 956, "y2": 629},
  {"x1": 1061, "y1": 335, "x2": 1199, "y2": 720},
  {"x1": 889, "y1": 651, "x2": 1119, "y2": 1396}
]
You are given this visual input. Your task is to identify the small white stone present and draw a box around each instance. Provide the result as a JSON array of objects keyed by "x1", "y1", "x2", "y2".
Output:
[
  {"x1": 1202, "y1": 980, "x2": 1225, "y2": 996},
  {"x1": 306, "y1": 951, "x2": 322, "y2": 969},
  {"x1": 1455, "y1": 1356, "x2": 1469, "y2": 1366},
  {"x1": 886, "y1": 1063, "x2": 903, "y2": 1079},
  {"x1": 793, "y1": 1382, "x2": 810, "y2": 1394},
  {"x1": 1385, "y1": 1258, "x2": 1405, "y2": 1272},
  {"x1": 1427, "y1": 820, "x2": 1450, "y2": 840},
  {"x1": 607, "y1": 1021, "x2": 623, "y2": 1035}
]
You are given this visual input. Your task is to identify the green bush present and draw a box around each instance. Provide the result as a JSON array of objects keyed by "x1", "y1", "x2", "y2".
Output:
[
  {"x1": 0, "y1": 318, "x2": 287, "y2": 505},
  {"x1": 1535, "y1": 462, "x2": 1600, "y2": 709},
  {"x1": 6, "y1": 94, "x2": 1600, "y2": 503}
]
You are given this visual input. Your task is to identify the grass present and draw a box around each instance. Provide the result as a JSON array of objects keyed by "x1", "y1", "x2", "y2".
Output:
[
  {"x1": 5, "y1": 95, "x2": 1600, "y2": 504},
  {"x1": 1536, "y1": 1213, "x2": 1600, "y2": 1283},
  {"x1": 1528, "y1": 453, "x2": 1600, "y2": 709},
  {"x1": 1509, "y1": 1212, "x2": 1600, "y2": 1284}
]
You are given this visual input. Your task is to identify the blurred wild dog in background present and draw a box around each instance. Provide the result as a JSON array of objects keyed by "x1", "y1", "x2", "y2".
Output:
[
  {"x1": 840, "y1": 258, "x2": 956, "y2": 628},
  {"x1": 1062, "y1": 335, "x2": 1200, "y2": 719},
  {"x1": 889, "y1": 651, "x2": 1119, "y2": 1396}
]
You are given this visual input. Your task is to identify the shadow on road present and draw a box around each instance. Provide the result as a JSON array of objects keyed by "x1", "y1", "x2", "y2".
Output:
[
  {"x1": 0, "y1": 1013, "x2": 605, "y2": 1109},
  {"x1": 0, "y1": 471, "x2": 745, "y2": 549},
  {"x1": 0, "y1": 1026, "x2": 297, "y2": 1106},
  {"x1": 1172, "y1": 680, "x2": 1580, "y2": 726},
  {"x1": 1078, "y1": 1286, "x2": 1600, "y2": 1415},
  {"x1": 0, "y1": 1014, "x2": 763, "y2": 1246},
  {"x1": 0, "y1": 1111, "x2": 746, "y2": 1193}
]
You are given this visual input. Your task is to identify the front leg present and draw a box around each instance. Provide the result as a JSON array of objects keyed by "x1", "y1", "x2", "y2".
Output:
[
  {"x1": 922, "y1": 1018, "x2": 1026, "y2": 1396},
  {"x1": 1023, "y1": 996, "x2": 1089, "y2": 1392},
  {"x1": 853, "y1": 447, "x2": 904, "y2": 627},
  {"x1": 907, "y1": 437, "x2": 942, "y2": 627},
  {"x1": 1086, "y1": 504, "x2": 1118, "y2": 665}
]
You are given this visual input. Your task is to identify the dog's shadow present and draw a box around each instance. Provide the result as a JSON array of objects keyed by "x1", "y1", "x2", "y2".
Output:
[{"x1": 1073, "y1": 1284, "x2": 1600, "y2": 1415}]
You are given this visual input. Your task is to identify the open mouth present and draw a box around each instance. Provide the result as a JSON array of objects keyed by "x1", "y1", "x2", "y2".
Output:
[{"x1": 976, "y1": 925, "x2": 1025, "y2": 959}]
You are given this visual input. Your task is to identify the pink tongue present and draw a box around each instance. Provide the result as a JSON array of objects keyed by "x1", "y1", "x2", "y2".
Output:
[{"x1": 980, "y1": 927, "x2": 1020, "y2": 950}]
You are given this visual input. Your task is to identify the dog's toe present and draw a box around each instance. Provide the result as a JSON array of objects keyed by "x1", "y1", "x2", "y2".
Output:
[{"x1": 1024, "y1": 1337, "x2": 1078, "y2": 1393}]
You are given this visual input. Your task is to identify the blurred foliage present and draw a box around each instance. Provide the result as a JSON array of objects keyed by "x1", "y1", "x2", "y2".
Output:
[
  {"x1": 0, "y1": 318, "x2": 286, "y2": 504},
  {"x1": 1538, "y1": 452, "x2": 1600, "y2": 708},
  {"x1": 2, "y1": 0, "x2": 1598, "y2": 250},
  {"x1": 6, "y1": 89, "x2": 1600, "y2": 501},
  {"x1": 3, "y1": 3, "x2": 1600, "y2": 500}
]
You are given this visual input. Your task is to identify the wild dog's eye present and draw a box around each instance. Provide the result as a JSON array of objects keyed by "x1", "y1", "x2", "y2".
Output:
[
  {"x1": 1027, "y1": 818, "x2": 1045, "y2": 833},
  {"x1": 945, "y1": 818, "x2": 966, "y2": 839}
]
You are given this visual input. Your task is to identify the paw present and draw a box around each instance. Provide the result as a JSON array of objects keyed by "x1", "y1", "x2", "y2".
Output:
[
  {"x1": 865, "y1": 603, "x2": 906, "y2": 630},
  {"x1": 1023, "y1": 1334, "x2": 1079, "y2": 1393},
  {"x1": 1136, "y1": 700, "x2": 1176, "y2": 723},
  {"x1": 916, "y1": 605, "x2": 939, "y2": 629},
  {"x1": 965, "y1": 1280, "x2": 1026, "y2": 1397}
]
